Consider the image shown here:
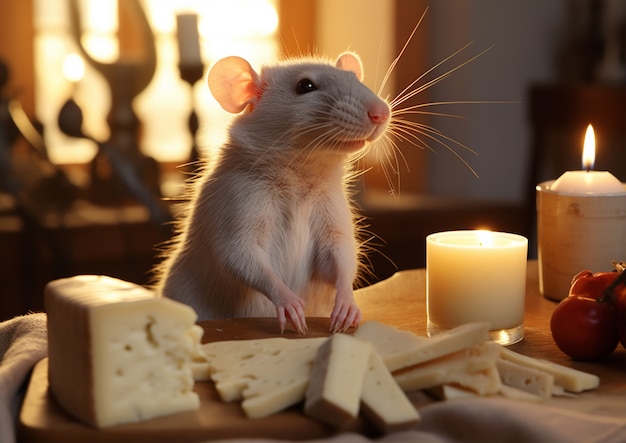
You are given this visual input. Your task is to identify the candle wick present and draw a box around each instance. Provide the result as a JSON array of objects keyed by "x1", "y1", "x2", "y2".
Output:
[{"x1": 585, "y1": 165, "x2": 591, "y2": 173}]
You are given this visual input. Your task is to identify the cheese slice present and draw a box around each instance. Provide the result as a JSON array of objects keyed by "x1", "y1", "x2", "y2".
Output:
[
  {"x1": 425, "y1": 384, "x2": 478, "y2": 401},
  {"x1": 493, "y1": 343, "x2": 599, "y2": 393},
  {"x1": 304, "y1": 333, "x2": 372, "y2": 428},
  {"x1": 496, "y1": 358, "x2": 554, "y2": 400},
  {"x1": 360, "y1": 349, "x2": 420, "y2": 434},
  {"x1": 202, "y1": 337, "x2": 327, "y2": 418},
  {"x1": 45, "y1": 275, "x2": 201, "y2": 428},
  {"x1": 355, "y1": 321, "x2": 490, "y2": 371},
  {"x1": 498, "y1": 384, "x2": 546, "y2": 402},
  {"x1": 393, "y1": 343, "x2": 500, "y2": 394}
]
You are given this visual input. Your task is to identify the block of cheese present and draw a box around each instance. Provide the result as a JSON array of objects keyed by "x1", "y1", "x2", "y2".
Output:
[
  {"x1": 360, "y1": 349, "x2": 420, "y2": 434},
  {"x1": 201, "y1": 337, "x2": 327, "y2": 418},
  {"x1": 355, "y1": 321, "x2": 490, "y2": 371},
  {"x1": 393, "y1": 343, "x2": 500, "y2": 394},
  {"x1": 304, "y1": 333, "x2": 372, "y2": 428},
  {"x1": 45, "y1": 275, "x2": 202, "y2": 428},
  {"x1": 493, "y1": 343, "x2": 599, "y2": 393}
]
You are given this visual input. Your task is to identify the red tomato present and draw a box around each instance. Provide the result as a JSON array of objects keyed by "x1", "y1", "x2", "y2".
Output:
[
  {"x1": 569, "y1": 271, "x2": 622, "y2": 300},
  {"x1": 569, "y1": 269, "x2": 626, "y2": 351},
  {"x1": 550, "y1": 295, "x2": 619, "y2": 361}
]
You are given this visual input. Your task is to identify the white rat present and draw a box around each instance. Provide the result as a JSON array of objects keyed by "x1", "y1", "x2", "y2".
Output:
[{"x1": 153, "y1": 52, "x2": 390, "y2": 333}]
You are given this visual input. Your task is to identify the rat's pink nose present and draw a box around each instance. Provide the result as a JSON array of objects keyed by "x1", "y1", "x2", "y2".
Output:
[{"x1": 368, "y1": 101, "x2": 390, "y2": 124}]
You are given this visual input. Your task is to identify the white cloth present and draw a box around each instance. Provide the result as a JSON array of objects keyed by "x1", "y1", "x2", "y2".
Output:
[{"x1": 0, "y1": 313, "x2": 47, "y2": 443}]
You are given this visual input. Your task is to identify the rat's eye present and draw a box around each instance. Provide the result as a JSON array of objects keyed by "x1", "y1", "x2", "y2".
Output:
[{"x1": 295, "y1": 79, "x2": 317, "y2": 94}]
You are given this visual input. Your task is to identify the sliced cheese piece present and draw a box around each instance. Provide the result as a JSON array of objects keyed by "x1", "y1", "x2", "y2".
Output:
[
  {"x1": 354, "y1": 321, "x2": 428, "y2": 371},
  {"x1": 356, "y1": 321, "x2": 490, "y2": 372},
  {"x1": 496, "y1": 358, "x2": 554, "y2": 400},
  {"x1": 360, "y1": 350, "x2": 420, "y2": 434},
  {"x1": 45, "y1": 275, "x2": 201, "y2": 428},
  {"x1": 494, "y1": 343, "x2": 599, "y2": 393},
  {"x1": 304, "y1": 333, "x2": 372, "y2": 428},
  {"x1": 393, "y1": 343, "x2": 500, "y2": 394},
  {"x1": 202, "y1": 337, "x2": 327, "y2": 418},
  {"x1": 498, "y1": 384, "x2": 545, "y2": 402}
]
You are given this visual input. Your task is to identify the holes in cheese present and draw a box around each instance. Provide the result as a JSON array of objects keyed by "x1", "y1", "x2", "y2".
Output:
[
  {"x1": 201, "y1": 337, "x2": 327, "y2": 417},
  {"x1": 45, "y1": 275, "x2": 202, "y2": 428}
]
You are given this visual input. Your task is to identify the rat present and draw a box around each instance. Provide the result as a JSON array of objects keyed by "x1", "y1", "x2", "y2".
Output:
[{"x1": 152, "y1": 52, "x2": 390, "y2": 334}]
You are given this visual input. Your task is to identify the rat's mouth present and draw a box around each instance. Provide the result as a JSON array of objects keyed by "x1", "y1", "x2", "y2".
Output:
[{"x1": 366, "y1": 121, "x2": 389, "y2": 142}]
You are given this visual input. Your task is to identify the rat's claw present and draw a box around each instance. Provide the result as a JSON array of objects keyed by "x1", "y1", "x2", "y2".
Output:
[
  {"x1": 276, "y1": 299, "x2": 307, "y2": 334},
  {"x1": 329, "y1": 302, "x2": 361, "y2": 333}
]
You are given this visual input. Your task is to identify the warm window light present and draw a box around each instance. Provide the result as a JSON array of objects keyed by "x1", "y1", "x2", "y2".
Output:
[
  {"x1": 62, "y1": 53, "x2": 85, "y2": 83},
  {"x1": 34, "y1": 0, "x2": 279, "y2": 166},
  {"x1": 582, "y1": 124, "x2": 595, "y2": 171},
  {"x1": 199, "y1": 0, "x2": 279, "y2": 38}
]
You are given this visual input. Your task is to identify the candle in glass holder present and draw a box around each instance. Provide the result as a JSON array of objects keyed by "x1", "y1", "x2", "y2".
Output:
[{"x1": 426, "y1": 230, "x2": 528, "y2": 346}]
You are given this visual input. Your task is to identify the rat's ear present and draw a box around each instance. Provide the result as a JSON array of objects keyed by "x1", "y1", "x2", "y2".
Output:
[
  {"x1": 208, "y1": 56, "x2": 261, "y2": 113},
  {"x1": 335, "y1": 52, "x2": 363, "y2": 82}
]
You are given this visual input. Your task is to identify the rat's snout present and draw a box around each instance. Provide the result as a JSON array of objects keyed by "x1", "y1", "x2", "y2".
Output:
[
  {"x1": 365, "y1": 99, "x2": 390, "y2": 142},
  {"x1": 367, "y1": 100, "x2": 390, "y2": 124}
]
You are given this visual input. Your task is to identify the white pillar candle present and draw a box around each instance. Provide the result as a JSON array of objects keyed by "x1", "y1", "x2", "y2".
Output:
[{"x1": 426, "y1": 230, "x2": 528, "y2": 345}]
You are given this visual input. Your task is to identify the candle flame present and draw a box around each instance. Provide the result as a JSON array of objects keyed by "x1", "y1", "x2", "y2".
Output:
[
  {"x1": 476, "y1": 230, "x2": 494, "y2": 247},
  {"x1": 582, "y1": 124, "x2": 595, "y2": 171}
]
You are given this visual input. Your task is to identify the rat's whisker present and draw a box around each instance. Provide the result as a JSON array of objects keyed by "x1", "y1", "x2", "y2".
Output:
[
  {"x1": 390, "y1": 119, "x2": 479, "y2": 177},
  {"x1": 378, "y1": 7, "x2": 429, "y2": 96},
  {"x1": 391, "y1": 43, "x2": 495, "y2": 110},
  {"x1": 393, "y1": 108, "x2": 468, "y2": 121},
  {"x1": 389, "y1": 41, "x2": 475, "y2": 109}
]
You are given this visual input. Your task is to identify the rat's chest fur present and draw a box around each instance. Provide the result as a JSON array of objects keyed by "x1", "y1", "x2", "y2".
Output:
[{"x1": 156, "y1": 144, "x2": 359, "y2": 320}]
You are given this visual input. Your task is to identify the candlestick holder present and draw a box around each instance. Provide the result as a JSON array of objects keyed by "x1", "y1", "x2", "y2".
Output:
[
  {"x1": 536, "y1": 181, "x2": 626, "y2": 301},
  {"x1": 178, "y1": 63, "x2": 204, "y2": 169}
]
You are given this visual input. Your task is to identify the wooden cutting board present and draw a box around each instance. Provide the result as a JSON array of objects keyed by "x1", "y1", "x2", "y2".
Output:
[{"x1": 17, "y1": 317, "x2": 389, "y2": 442}]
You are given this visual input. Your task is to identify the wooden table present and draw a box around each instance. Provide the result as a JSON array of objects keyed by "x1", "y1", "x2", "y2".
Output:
[{"x1": 354, "y1": 260, "x2": 626, "y2": 397}]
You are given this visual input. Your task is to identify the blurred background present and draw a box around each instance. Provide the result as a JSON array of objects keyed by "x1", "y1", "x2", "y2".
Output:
[{"x1": 1, "y1": 0, "x2": 624, "y2": 320}]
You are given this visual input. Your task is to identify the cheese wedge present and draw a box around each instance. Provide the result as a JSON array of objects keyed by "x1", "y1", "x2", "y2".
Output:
[
  {"x1": 393, "y1": 343, "x2": 500, "y2": 394},
  {"x1": 360, "y1": 349, "x2": 420, "y2": 434},
  {"x1": 493, "y1": 343, "x2": 599, "y2": 393},
  {"x1": 304, "y1": 333, "x2": 372, "y2": 428},
  {"x1": 202, "y1": 337, "x2": 327, "y2": 418},
  {"x1": 45, "y1": 275, "x2": 201, "y2": 428},
  {"x1": 356, "y1": 321, "x2": 490, "y2": 371},
  {"x1": 496, "y1": 358, "x2": 554, "y2": 400}
]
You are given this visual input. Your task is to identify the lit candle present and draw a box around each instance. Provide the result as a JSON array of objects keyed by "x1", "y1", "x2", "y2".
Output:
[
  {"x1": 550, "y1": 125, "x2": 625, "y2": 194},
  {"x1": 426, "y1": 230, "x2": 528, "y2": 345}
]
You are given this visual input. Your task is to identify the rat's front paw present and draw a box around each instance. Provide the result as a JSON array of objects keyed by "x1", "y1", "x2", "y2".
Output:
[
  {"x1": 329, "y1": 298, "x2": 361, "y2": 333},
  {"x1": 276, "y1": 298, "x2": 308, "y2": 334}
]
